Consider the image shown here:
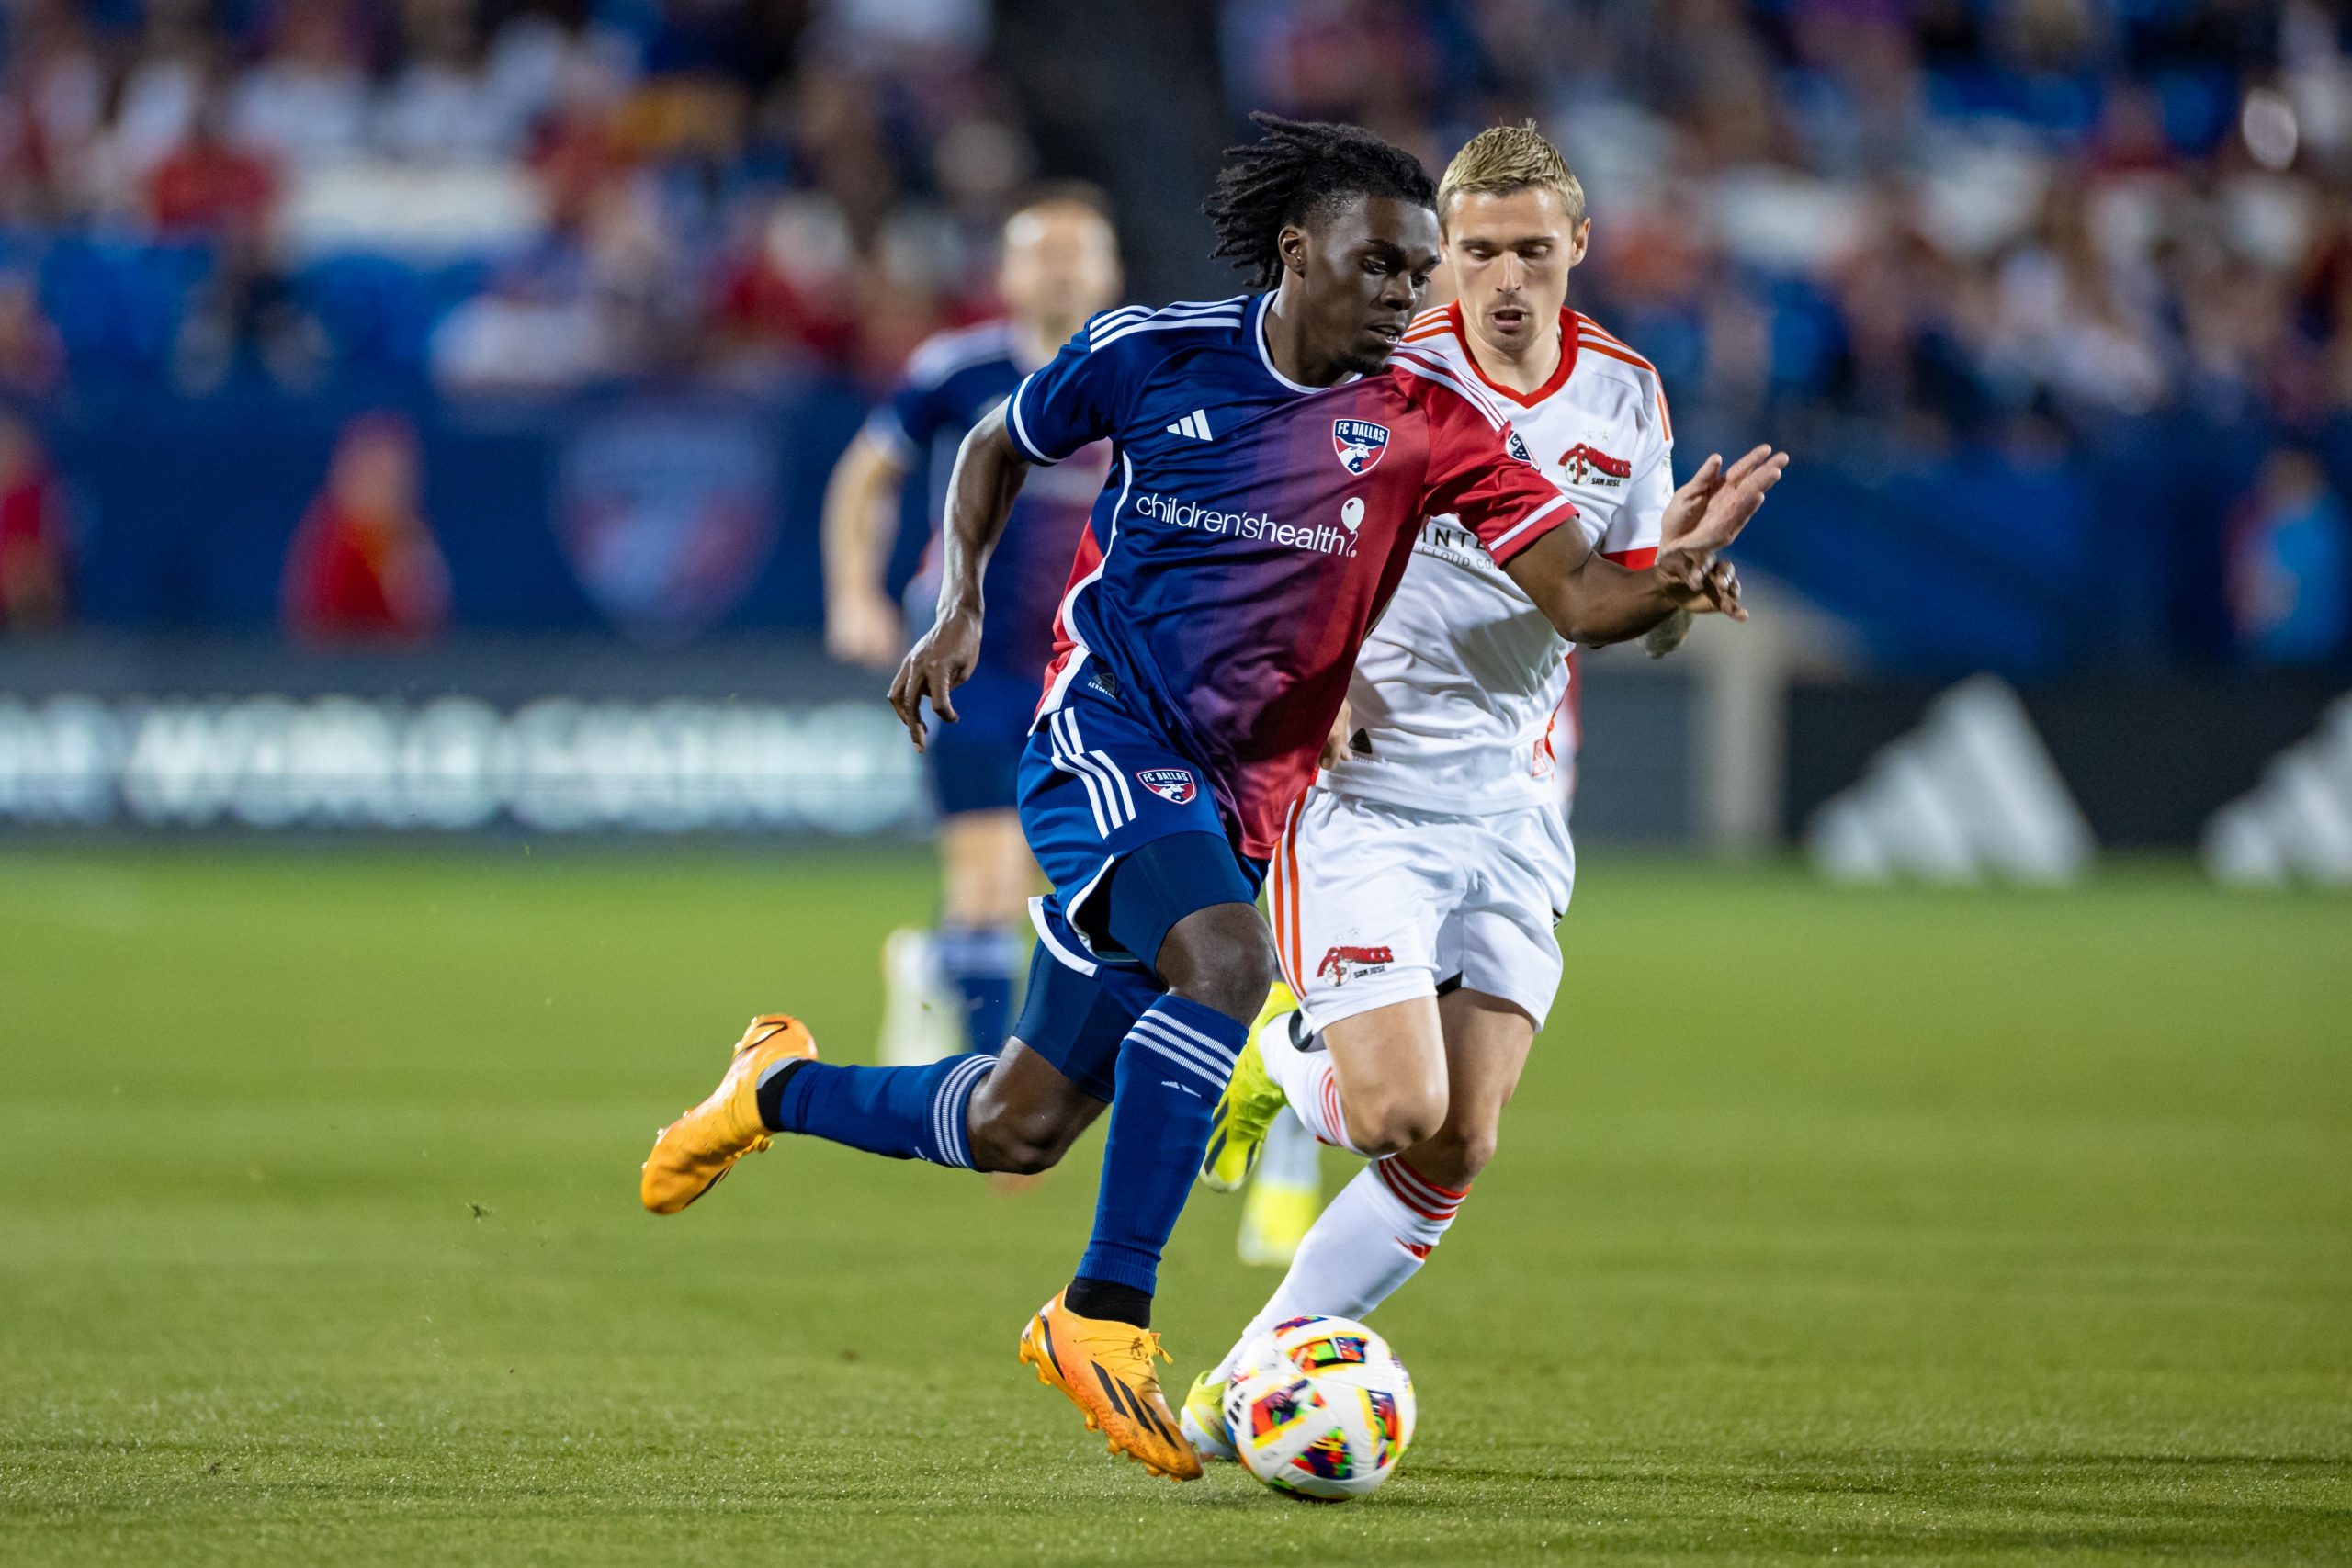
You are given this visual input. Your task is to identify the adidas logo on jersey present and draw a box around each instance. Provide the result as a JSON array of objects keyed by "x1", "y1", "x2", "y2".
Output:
[{"x1": 1166, "y1": 410, "x2": 1214, "y2": 441}]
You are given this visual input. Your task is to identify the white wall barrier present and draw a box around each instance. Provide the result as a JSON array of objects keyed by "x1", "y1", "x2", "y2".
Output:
[
  {"x1": 0, "y1": 695, "x2": 926, "y2": 835},
  {"x1": 2202, "y1": 694, "x2": 2352, "y2": 887},
  {"x1": 1805, "y1": 675, "x2": 2095, "y2": 886}
]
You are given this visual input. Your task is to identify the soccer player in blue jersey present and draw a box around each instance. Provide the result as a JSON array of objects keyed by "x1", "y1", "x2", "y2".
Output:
[
  {"x1": 641, "y1": 116, "x2": 1778, "y2": 1480},
  {"x1": 821, "y1": 188, "x2": 1124, "y2": 1063}
]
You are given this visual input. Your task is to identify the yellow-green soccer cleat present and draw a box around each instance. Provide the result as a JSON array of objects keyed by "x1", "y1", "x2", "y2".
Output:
[
  {"x1": 1200, "y1": 983, "x2": 1298, "y2": 1193},
  {"x1": 1177, "y1": 1368, "x2": 1238, "y2": 1463},
  {"x1": 1236, "y1": 1175, "x2": 1319, "y2": 1269}
]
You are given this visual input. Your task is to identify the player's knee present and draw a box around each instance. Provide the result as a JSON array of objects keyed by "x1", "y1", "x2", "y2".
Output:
[
  {"x1": 1415, "y1": 1122, "x2": 1497, "y2": 1189},
  {"x1": 963, "y1": 1090, "x2": 1079, "y2": 1175},
  {"x1": 969, "y1": 1133, "x2": 1061, "y2": 1176},
  {"x1": 1214, "y1": 931, "x2": 1280, "y2": 1019},
  {"x1": 1156, "y1": 907, "x2": 1278, "y2": 1022},
  {"x1": 966, "y1": 1111, "x2": 1069, "y2": 1176},
  {"x1": 1348, "y1": 1084, "x2": 1449, "y2": 1158}
]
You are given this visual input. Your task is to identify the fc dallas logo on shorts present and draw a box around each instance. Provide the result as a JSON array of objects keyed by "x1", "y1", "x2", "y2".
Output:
[
  {"x1": 1317, "y1": 944, "x2": 1395, "y2": 984},
  {"x1": 1333, "y1": 418, "x2": 1390, "y2": 476},
  {"x1": 1559, "y1": 443, "x2": 1632, "y2": 487},
  {"x1": 1136, "y1": 767, "x2": 1197, "y2": 805}
]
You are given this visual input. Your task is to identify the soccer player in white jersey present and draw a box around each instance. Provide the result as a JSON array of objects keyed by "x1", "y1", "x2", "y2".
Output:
[{"x1": 1180, "y1": 123, "x2": 1788, "y2": 1456}]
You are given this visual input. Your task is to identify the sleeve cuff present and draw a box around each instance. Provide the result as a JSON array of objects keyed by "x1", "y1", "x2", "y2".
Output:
[
  {"x1": 1485, "y1": 492, "x2": 1576, "y2": 566},
  {"x1": 1003, "y1": 374, "x2": 1062, "y2": 466}
]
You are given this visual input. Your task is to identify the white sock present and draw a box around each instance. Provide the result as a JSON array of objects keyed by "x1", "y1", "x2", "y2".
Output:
[
  {"x1": 1213, "y1": 1156, "x2": 1469, "y2": 1379},
  {"x1": 1259, "y1": 1014, "x2": 1370, "y2": 1156}
]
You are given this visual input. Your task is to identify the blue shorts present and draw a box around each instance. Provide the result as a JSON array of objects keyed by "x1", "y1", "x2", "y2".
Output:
[
  {"x1": 927, "y1": 666, "x2": 1036, "y2": 818},
  {"x1": 1016, "y1": 688, "x2": 1264, "y2": 967}
]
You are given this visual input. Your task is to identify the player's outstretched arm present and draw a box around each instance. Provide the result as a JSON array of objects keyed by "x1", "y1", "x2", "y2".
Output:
[
  {"x1": 888, "y1": 405, "x2": 1029, "y2": 750},
  {"x1": 1502, "y1": 446, "x2": 1786, "y2": 647}
]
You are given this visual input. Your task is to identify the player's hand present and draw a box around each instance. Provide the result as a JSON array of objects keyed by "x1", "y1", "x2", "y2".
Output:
[
  {"x1": 1658, "y1": 450, "x2": 1728, "y2": 548},
  {"x1": 1674, "y1": 445, "x2": 1786, "y2": 558},
  {"x1": 888, "y1": 605, "x2": 980, "y2": 752},
  {"x1": 1654, "y1": 446, "x2": 1785, "y2": 619},
  {"x1": 826, "y1": 587, "x2": 903, "y2": 671},
  {"x1": 1318, "y1": 698, "x2": 1352, "y2": 770},
  {"x1": 1657, "y1": 554, "x2": 1744, "y2": 619}
]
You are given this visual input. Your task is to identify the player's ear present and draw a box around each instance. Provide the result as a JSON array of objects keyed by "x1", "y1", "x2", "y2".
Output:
[
  {"x1": 1276, "y1": 222, "x2": 1311, "y2": 280},
  {"x1": 1568, "y1": 218, "x2": 1591, "y2": 267}
]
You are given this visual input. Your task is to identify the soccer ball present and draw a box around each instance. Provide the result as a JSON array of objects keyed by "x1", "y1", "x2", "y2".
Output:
[{"x1": 1222, "y1": 1314, "x2": 1414, "y2": 1501}]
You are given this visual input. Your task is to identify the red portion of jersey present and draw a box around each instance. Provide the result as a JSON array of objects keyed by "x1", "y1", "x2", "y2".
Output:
[{"x1": 1032, "y1": 339, "x2": 1577, "y2": 860}]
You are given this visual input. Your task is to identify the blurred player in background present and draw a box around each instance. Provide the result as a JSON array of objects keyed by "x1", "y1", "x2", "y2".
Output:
[
  {"x1": 644, "y1": 114, "x2": 1769, "y2": 1483},
  {"x1": 821, "y1": 188, "x2": 1123, "y2": 1065},
  {"x1": 1181, "y1": 125, "x2": 1787, "y2": 1460}
]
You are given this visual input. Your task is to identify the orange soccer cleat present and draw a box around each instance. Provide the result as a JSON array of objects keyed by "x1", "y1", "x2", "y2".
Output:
[
  {"x1": 639, "y1": 1015, "x2": 817, "y2": 1214},
  {"x1": 1017, "y1": 1291, "x2": 1203, "y2": 1481}
]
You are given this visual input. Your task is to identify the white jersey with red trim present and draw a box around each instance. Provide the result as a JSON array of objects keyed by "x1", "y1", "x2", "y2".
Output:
[{"x1": 1317, "y1": 302, "x2": 1676, "y2": 816}]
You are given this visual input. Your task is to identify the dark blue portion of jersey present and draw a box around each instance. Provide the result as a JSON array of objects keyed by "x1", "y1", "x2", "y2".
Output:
[{"x1": 869, "y1": 321, "x2": 1102, "y2": 684}]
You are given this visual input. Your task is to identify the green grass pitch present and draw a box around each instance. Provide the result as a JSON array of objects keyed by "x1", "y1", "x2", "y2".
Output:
[{"x1": 1, "y1": 846, "x2": 2346, "y2": 1565}]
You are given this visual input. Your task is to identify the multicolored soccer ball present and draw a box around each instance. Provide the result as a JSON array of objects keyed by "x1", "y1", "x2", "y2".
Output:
[{"x1": 1222, "y1": 1314, "x2": 1414, "y2": 1501}]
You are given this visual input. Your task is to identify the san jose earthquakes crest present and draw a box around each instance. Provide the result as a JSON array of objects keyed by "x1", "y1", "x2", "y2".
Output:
[
  {"x1": 1333, "y1": 418, "x2": 1390, "y2": 476},
  {"x1": 1136, "y1": 767, "x2": 1198, "y2": 804}
]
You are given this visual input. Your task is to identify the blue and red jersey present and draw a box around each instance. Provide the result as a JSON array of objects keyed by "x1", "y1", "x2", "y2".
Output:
[{"x1": 1006, "y1": 292, "x2": 1576, "y2": 859}]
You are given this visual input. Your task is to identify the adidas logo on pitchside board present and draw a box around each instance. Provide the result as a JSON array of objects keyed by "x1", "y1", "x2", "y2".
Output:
[{"x1": 1166, "y1": 410, "x2": 1214, "y2": 441}]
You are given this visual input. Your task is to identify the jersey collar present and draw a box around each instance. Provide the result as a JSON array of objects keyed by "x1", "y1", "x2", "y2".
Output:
[
  {"x1": 1252, "y1": 292, "x2": 1362, "y2": 395},
  {"x1": 1446, "y1": 300, "x2": 1577, "y2": 408}
]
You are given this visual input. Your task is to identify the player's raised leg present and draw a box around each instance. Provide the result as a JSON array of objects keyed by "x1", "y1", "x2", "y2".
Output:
[{"x1": 639, "y1": 919, "x2": 1125, "y2": 1212}]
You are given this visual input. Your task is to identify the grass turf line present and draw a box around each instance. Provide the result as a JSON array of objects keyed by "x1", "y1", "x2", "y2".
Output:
[{"x1": 0, "y1": 847, "x2": 2346, "y2": 1565}]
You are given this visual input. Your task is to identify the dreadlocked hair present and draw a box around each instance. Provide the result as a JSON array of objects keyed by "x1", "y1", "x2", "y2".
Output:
[{"x1": 1204, "y1": 112, "x2": 1437, "y2": 289}]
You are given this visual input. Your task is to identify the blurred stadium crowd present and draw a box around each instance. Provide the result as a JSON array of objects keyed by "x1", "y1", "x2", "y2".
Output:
[
  {"x1": 1, "y1": 0, "x2": 2348, "y2": 669},
  {"x1": 0, "y1": 0, "x2": 1016, "y2": 395}
]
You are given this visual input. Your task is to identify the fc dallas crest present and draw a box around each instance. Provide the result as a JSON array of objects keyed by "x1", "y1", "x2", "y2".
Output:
[
  {"x1": 1136, "y1": 767, "x2": 1198, "y2": 804},
  {"x1": 1333, "y1": 418, "x2": 1390, "y2": 475}
]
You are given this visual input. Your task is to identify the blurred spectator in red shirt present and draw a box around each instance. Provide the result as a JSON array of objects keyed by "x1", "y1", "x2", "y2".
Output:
[
  {"x1": 146, "y1": 96, "x2": 276, "y2": 238},
  {"x1": 710, "y1": 192, "x2": 864, "y2": 375},
  {"x1": 282, "y1": 414, "x2": 450, "y2": 644},
  {"x1": 0, "y1": 412, "x2": 68, "y2": 631},
  {"x1": 0, "y1": 271, "x2": 63, "y2": 396}
]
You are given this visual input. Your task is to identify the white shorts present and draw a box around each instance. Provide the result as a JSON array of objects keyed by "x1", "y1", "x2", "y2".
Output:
[{"x1": 1265, "y1": 787, "x2": 1575, "y2": 1032}]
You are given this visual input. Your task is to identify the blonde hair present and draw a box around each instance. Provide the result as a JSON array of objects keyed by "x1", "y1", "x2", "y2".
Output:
[{"x1": 1436, "y1": 122, "x2": 1586, "y2": 229}]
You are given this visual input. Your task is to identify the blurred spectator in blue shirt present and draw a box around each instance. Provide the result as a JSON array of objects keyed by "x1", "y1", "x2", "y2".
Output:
[{"x1": 2228, "y1": 447, "x2": 2349, "y2": 666}]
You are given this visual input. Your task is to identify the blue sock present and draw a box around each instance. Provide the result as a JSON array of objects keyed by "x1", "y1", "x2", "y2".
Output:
[
  {"x1": 1073, "y1": 994, "x2": 1249, "y2": 1298},
  {"x1": 758, "y1": 1052, "x2": 994, "y2": 1168},
  {"x1": 934, "y1": 923, "x2": 1023, "y2": 1055}
]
